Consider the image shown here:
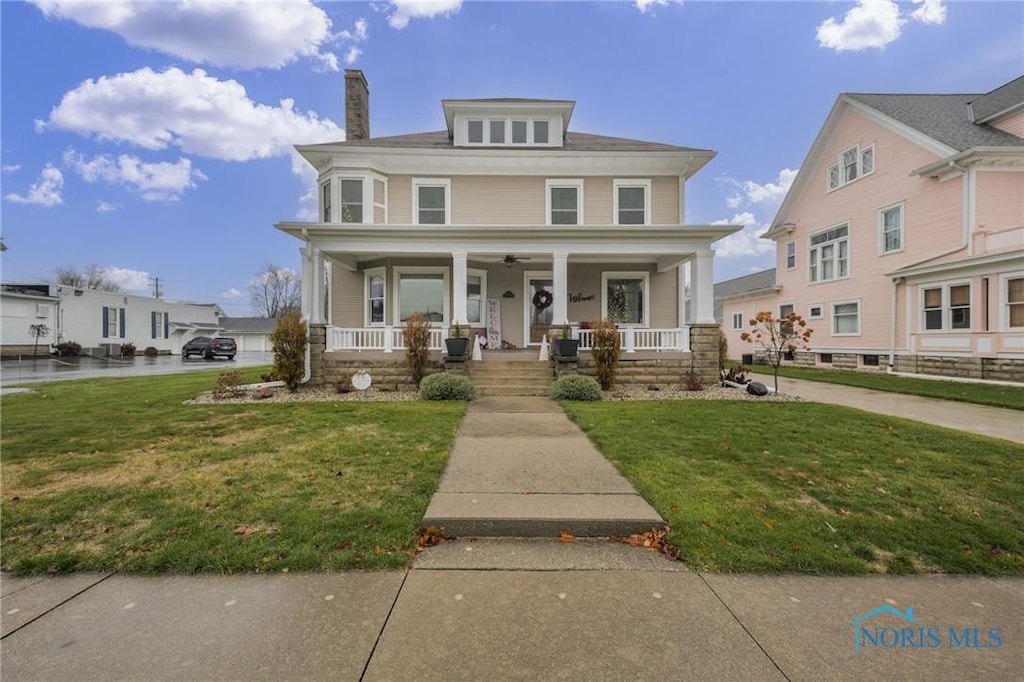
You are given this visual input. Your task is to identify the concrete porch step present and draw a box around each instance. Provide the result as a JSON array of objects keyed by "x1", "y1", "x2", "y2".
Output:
[
  {"x1": 474, "y1": 387, "x2": 551, "y2": 397},
  {"x1": 422, "y1": 493, "x2": 664, "y2": 538}
]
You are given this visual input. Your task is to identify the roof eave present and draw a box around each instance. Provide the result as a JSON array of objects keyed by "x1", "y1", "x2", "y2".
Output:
[{"x1": 911, "y1": 147, "x2": 1024, "y2": 178}]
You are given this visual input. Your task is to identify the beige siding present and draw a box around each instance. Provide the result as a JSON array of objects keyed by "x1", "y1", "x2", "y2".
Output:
[
  {"x1": 374, "y1": 179, "x2": 385, "y2": 204},
  {"x1": 331, "y1": 267, "x2": 363, "y2": 327},
  {"x1": 650, "y1": 267, "x2": 679, "y2": 327},
  {"x1": 585, "y1": 178, "x2": 612, "y2": 225},
  {"x1": 389, "y1": 175, "x2": 412, "y2": 223},
  {"x1": 991, "y1": 110, "x2": 1024, "y2": 138},
  {"x1": 566, "y1": 264, "x2": 604, "y2": 323},
  {"x1": 652, "y1": 177, "x2": 680, "y2": 224},
  {"x1": 452, "y1": 177, "x2": 545, "y2": 224}
]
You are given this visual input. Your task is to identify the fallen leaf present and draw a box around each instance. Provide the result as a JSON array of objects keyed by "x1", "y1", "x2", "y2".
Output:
[
  {"x1": 233, "y1": 525, "x2": 258, "y2": 539},
  {"x1": 558, "y1": 530, "x2": 575, "y2": 543}
]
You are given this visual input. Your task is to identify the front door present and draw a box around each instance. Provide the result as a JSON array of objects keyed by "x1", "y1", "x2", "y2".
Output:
[{"x1": 525, "y1": 274, "x2": 553, "y2": 345}]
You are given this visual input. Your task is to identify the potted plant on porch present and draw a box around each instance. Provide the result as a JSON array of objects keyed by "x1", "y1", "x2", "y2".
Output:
[
  {"x1": 445, "y1": 320, "x2": 471, "y2": 359},
  {"x1": 553, "y1": 323, "x2": 579, "y2": 359}
]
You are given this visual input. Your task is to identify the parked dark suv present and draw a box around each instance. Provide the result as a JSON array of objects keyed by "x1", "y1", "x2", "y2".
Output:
[{"x1": 182, "y1": 336, "x2": 237, "y2": 360}]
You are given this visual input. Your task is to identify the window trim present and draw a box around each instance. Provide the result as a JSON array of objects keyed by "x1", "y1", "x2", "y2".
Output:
[
  {"x1": 612, "y1": 179, "x2": 651, "y2": 226},
  {"x1": 1000, "y1": 271, "x2": 1024, "y2": 331},
  {"x1": 461, "y1": 116, "x2": 556, "y2": 147},
  {"x1": 731, "y1": 312, "x2": 744, "y2": 330},
  {"x1": 364, "y1": 267, "x2": 386, "y2": 327},
  {"x1": 392, "y1": 266, "x2": 450, "y2": 327},
  {"x1": 339, "y1": 177, "x2": 364, "y2": 224},
  {"x1": 321, "y1": 180, "x2": 332, "y2": 223},
  {"x1": 466, "y1": 268, "x2": 488, "y2": 326},
  {"x1": 412, "y1": 177, "x2": 451, "y2": 225},
  {"x1": 879, "y1": 202, "x2": 904, "y2": 255},
  {"x1": 545, "y1": 179, "x2": 584, "y2": 226},
  {"x1": 807, "y1": 303, "x2": 823, "y2": 320},
  {"x1": 826, "y1": 143, "x2": 875, "y2": 191},
  {"x1": 808, "y1": 221, "x2": 850, "y2": 284},
  {"x1": 601, "y1": 270, "x2": 650, "y2": 327},
  {"x1": 785, "y1": 240, "x2": 796, "y2": 270},
  {"x1": 920, "y1": 280, "x2": 972, "y2": 333},
  {"x1": 831, "y1": 299, "x2": 861, "y2": 336}
]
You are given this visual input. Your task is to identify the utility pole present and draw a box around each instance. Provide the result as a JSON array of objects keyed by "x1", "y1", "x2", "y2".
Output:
[{"x1": 149, "y1": 276, "x2": 163, "y2": 299}]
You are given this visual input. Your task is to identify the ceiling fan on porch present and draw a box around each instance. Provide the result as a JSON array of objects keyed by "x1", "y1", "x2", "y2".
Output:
[{"x1": 500, "y1": 254, "x2": 531, "y2": 267}]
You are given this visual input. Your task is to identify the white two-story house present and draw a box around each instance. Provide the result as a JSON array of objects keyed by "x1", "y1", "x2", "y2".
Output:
[{"x1": 277, "y1": 71, "x2": 739, "y2": 385}]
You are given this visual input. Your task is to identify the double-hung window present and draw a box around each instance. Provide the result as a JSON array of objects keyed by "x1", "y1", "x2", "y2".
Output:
[
  {"x1": 808, "y1": 223, "x2": 849, "y2": 283},
  {"x1": 321, "y1": 181, "x2": 331, "y2": 222},
  {"x1": 1006, "y1": 276, "x2": 1024, "y2": 329},
  {"x1": 880, "y1": 204, "x2": 902, "y2": 253},
  {"x1": 613, "y1": 179, "x2": 651, "y2": 225},
  {"x1": 602, "y1": 272, "x2": 649, "y2": 326},
  {"x1": 365, "y1": 268, "x2": 385, "y2": 325},
  {"x1": 922, "y1": 283, "x2": 971, "y2": 331},
  {"x1": 546, "y1": 179, "x2": 583, "y2": 225},
  {"x1": 466, "y1": 269, "x2": 487, "y2": 325},
  {"x1": 832, "y1": 300, "x2": 860, "y2": 335},
  {"x1": 340, "y1": 179, "x2": 363, "y2": 223},
  {"x1": 151, "y1": 311, "x2": 169, "y2": 339},
  {"x1": 102, "y1": 306, "x2": 124, "y2": 339},
  {"x1": 412, "y1": 178, "x2": 450, "y2": 225},
  {"x1": 732, "y1": 312, "x2": 744, "y2": 330},
  {"x1": 785, "y1": 241, "x2": 796, "y2": 270}
]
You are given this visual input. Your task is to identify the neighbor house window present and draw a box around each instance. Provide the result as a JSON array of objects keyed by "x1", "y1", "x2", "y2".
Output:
[
  {"x1": 808, "y1": 303, "x2": 823, "y2": 319},
  {"x1": 809, "y1": 223, "x2": 849, "y2": 283},
  {"x1": 602, "y1": 272, "x2": 649, "y2": 325},
  {"x1": 732, "y1": 312, "x2": 743, "y2": 330},
  {"x1": 819, "y1": 353, "x2": 833, "y2": 364},
  {"x1": 827, "y1": 144, "x2": 874, "y2": 190},
  {"x1": 613, "y1": 179, "x2": 651, "y2": 225},
  {"x1": 321, "y1": 181, "x2": 331, "y2": 222},
  {"x1": 467, "y1": 270, "x2": 487, "y2": 325},
  {"x1": 394, "y1": 268, "x2": 448, "y2": 324},
  {"x1": 365, "y1": 268, "x2": 385, "y2": 325},
  {"x1": 1006, "y1": 276, "x2": 1024, "y2": 329},
  {"x1": 547, "y1": 179, "x2": 583, "y2": 225},
  {"x1": 832, "y1": 301, "x2": 860, "y2": 335},
  {"x1": 102, "y1": 306, "x2": 124, "y2": 339},
  {"x1": 467, "y1": 120, "x2": 483, "y2": 144},
  {"x1": 880, "y1": 204, "x2": 902, "y2": 253},
  {"x1": 340, "y1": 179, "x2": 363, "y2": 223},
  {"x1": 151, "y1": 311, "x2": 169, "y2": 339},
  {"x1": 412, "y1": 178, "x2": 450, "y2": 225},
  {"x1": 785, "y1": 241, "x2": 796, "y2": 270},
  {"x1": 922, "y1": 283, "x2": 971, "y2": 331},
  {"x1": 862, "y1": 354, "x2": 880, "y2": 367}
]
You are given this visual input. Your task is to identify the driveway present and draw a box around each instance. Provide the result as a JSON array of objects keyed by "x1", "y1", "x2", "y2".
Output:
[{"x1": 0, "y1": 352, "x2": 273, "y2": 388}]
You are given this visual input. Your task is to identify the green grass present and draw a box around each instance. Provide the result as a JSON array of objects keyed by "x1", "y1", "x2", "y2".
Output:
[
  {"x1": 562, "y1": 400, "x2": 1024, "y2": 575},
  {"x1": 1, "y1": 369, "x2": 465, "y2": 575},
  {"x1": 744, "y1": 364, "x2": 1024, "y2": 410}
]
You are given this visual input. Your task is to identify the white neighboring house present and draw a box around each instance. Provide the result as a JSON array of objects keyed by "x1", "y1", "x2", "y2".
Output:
[
  {"x1": 219, "y1": 317, "x2": 277, "y2": 352},
  {"x1": 1, "y1": 284, "x2": 59, "y2": 357},
  {"x1": 1, "y1": 283, "x2": 225, "y2": 356}
]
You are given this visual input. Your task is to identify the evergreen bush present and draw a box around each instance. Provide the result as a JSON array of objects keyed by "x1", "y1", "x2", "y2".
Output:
[
  {"x1": 270, "y1": 312, "x2": 307, "y2": 391},
  {"x1": 419, "y1": 372, "x2": 475, "y2": 401},
  {"x1": 550, "y1": 374, "x2": 602, "y2": 401}
]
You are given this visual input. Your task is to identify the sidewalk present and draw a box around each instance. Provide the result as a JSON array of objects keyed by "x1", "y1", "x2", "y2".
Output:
[{"x1": 754, "y1": 373, "x2": 1024, "y2": 444}]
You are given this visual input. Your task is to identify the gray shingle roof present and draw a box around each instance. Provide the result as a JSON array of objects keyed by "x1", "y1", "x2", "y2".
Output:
[
  {"x1": 846, "y1": 92, "x2": 1022, "y2": 151},
  {"x1": 713, "y1": 269, "x2": 777, "y2": 322},
  {"x1": 969, "y1": 76, "x2": 1024, "y2": 123},
  {"x1": 220, "y1": 317, "x2": 277, "y2": 333},
  {"x1": 304, "y1": 130, "x2": 709, "y2": 153}
]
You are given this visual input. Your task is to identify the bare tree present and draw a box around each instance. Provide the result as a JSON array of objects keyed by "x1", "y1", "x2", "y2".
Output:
[
  {"x1": 53, "y1": 265, "x2": 121, "y2": 292},
  {"x1": 250, "y1": 262, "x2": 301, "y2": 318}
]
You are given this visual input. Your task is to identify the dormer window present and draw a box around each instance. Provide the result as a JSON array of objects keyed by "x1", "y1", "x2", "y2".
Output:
[
  {"x1": 468, "y1": 120, "x2": 483, "y2": 144},
  {"x1": 461, "y1": 116, "x2": 556, "y2": 146},
  {"x1": 512, "y1": 120, "x2": 527, "y2": 144},
  {"x1": 490, "y1": 120, "x2": 505, "y2": 143},
  {"x1": 534, "y1": 120, "x2": 549, "y2": 144},
  {"x1": 445, "y1": 98, "x2": 573, "y2": 148}
]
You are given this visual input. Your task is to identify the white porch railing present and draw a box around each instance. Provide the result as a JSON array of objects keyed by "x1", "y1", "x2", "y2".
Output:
[
  {"x1": 576, "y1": 327, "x2": 690, "y2": 353},
  {"x1": 329, "y1": 326, "x2": 444, "y2": 352}
]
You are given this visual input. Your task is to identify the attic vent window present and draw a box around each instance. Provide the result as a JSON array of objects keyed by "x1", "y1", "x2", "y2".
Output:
[{"x1": 827, "y1": 143, "x2": 875, "y2": 191}]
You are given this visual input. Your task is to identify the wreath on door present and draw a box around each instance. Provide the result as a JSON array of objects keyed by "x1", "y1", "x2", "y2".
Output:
[{"x1": 532, "y1": 289, "x2": 554, "y2": 311}]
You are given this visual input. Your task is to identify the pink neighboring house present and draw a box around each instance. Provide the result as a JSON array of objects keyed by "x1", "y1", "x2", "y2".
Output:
[{"x1": 721, "y1": 76, "x2": 1024, "y2": 382}]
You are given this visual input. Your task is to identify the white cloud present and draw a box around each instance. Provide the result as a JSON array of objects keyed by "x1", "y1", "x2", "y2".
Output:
[
  {"x1": 712, "y1": 212, "x2": 775, "y2": 259},
  {"x1": 38, "y1": 67, "x2": 342, "y2": 162},
  {"x1": 221, "y1": 288, "x2": 242, "y2": 299},
  {"x1": 2, "y1": 164, "x2": 21, "y2": 173},
  {"x1": 388, "y1": 0, "x2": 462, "y2": 29},
  {"x1": 635, "y1": 0, "x2": 680, "y2": 14},
  {"x1": 817, "y1": 0, "x2": 945, "y2": 52},
  {"x1": 96, "y1": 200, "x2": 120, "y2": 212},
  {"x1": 340, "y1": 17, "x2": 369, "y2": 42},
  {"x1": 344, "y1": 46, "x2": 362, "y2": 65},
  {"x1": 31, "y1": 0, "x2": 338, "y2": 70},
  {"x1": 4, "y1": 165, "x2": 64, "y2": 206},
  {"x1": 728, "y1": 168, "x2": 798, "y2": 207},
  {"x1": 910, "y1": 0, "x2": 946, "y2": 25},
  {"x1": 64, "y1": 148, "x2": 207, "y2": 201},
  {"x1": 102, "y1": 266, "x2": 150, "y2": 292}
]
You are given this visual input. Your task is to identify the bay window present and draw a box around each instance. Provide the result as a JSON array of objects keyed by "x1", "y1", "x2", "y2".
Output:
[
  {"x1": 340, "y1": 179, "x2": 363, "y2": 223},
  {"x1": 321, "y1": 181, "x2": 331, "y2": 222}
]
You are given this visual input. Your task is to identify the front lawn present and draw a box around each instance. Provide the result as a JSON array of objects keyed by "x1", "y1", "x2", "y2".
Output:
[
  {"x1": 747, "y1": 364, "x2": 1024, "y2": 410},
  {"x1": 1, "y1": 371, "x2": 466, "y2": 575},
  {"x1": 563, "y1": 401, "x2": 1024, "y2": 575}
]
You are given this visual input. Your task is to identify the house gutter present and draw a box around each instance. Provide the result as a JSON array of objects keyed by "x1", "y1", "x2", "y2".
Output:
[{"x1": 887, "y1": 277, "x2": 902, "y2": 372}]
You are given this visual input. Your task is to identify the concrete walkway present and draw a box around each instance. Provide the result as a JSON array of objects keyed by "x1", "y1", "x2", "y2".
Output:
[{"x1": 755, "y1": 373, "x2": 1024, "y2": 444}]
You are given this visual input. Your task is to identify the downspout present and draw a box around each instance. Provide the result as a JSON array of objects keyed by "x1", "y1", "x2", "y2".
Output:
[{"x1": 887, "y1": 277, "x2": 902, "y2": 373}]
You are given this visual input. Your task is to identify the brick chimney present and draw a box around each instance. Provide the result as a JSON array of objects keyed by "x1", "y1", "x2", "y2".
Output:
[{"x1": 344, "y1": 69, "x2": 369, "y2": 141}]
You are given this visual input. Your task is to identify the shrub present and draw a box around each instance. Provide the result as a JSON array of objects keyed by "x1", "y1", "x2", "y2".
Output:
[
  {"x1": 550, "y1": 374, "x2": 602, "y2": 401},
  {"x1": 335, "y1": 374, "x2": 353, "y2": 394},
  {"x1": 270, "y1": 312, "x2": 308, "y2": 392},
  {"x1": 404, "y1": 312, "x2": 432, "y2": 387},
  {"x1": 419, "y1": 372, "x2": 475, "y2": 401},
  {"x1": 590, "y1": 319, "x2": 621, "y2": 390},
  {"x1": 55, "y1": 341, "x2": 81, "y2": 357},
  {"x1": 260, "y1": 371, "x2": 280, "y2": 383},
  {"x1": 718, "y1": 329, "x2": 729, "y2": 370},
  {"x1": 121, "y1": 342, "x2": 137, "y2": 358},
  {"x1": 213, "y1": 369, "x2": 244, "y2": 399},
  {"x1": 682, "y1": 361, "x2": 705, "y2": 391},
  {"x1": 143, "y1": 346, "x2": 159, "y2": 357}
]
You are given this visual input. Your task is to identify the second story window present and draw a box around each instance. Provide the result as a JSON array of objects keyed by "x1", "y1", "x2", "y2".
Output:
[
  {"x1": 321, "y1": 181, "x2": 331, "y2": 222},
  {"x1": 613, "y1": 179, "x2": 651, "y2": 225},
  {"x1": 413, "y1": 178, "x2": 450, "y2": 225},
  {"x1": 785, "y1": 241, "x2": 796, "y2": 270},
  {"x1": 341, "y1": 179, "x2": 363, "y2": 223},
  {"x1": 808, "y1": 223, "x2": 849, "y2": 283},
  {"x1": 547, "y1": 179, "x2": 583, "y2": 225},
  {"x1": 880, "y1": 204, "x2": 902, "y2": 253}
]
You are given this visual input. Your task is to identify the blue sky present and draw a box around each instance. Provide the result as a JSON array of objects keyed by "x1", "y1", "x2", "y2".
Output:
[{"x1": 2, "y1": 0, "x2": 1021, "y2": 312}]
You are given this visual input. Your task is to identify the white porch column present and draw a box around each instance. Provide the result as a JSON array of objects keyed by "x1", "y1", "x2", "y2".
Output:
[
  {"x1": 309, "y1": 247, "x2": 324, "y2": 324},
  {"x1": 678, "y1": 261, "x2": 690, "y2": 327},
  {"x1": 300, "y1": 246, "x2": 313, "y2": 320},
  {"x1": 691, "y1": 250, "x2": 716, "y2": 324},
  {"x1": 552, "y1": 251, "x2": 568, "y2": 325},
  {"x1": 452, "y1": 251, "x2": 468, "y2": 326}
]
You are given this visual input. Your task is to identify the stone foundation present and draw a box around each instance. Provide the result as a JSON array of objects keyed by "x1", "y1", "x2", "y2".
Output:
[{"x1": 569, "y1": 355, "x2": 702, "y2": 388}]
